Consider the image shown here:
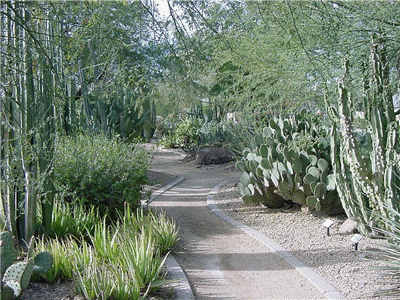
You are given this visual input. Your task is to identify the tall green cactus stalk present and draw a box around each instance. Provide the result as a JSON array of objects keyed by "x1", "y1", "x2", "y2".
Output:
[
  {"x1": 330, "y1": 37, "x2": 400, "y2": 236},
  {"x1": 1, "y1": 2, "x2": 58, "y2": 244}
]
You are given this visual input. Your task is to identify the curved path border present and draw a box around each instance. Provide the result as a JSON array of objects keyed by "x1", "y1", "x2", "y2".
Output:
[
  {"x1": 207, "y1": 180, "x2": 345, "y2": 300},
  {"x1": 150, "y1": 176, "x2": 195, "y2": 300}
]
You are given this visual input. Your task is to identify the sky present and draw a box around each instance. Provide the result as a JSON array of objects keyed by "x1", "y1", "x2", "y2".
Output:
[{"x1": 154, "y1": 0, "x2": 170, "y2": 18}]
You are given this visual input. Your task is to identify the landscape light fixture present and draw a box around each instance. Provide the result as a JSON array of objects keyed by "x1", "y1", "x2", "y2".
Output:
[
  {"x1": 322, "y1": 219, "x2": 334, "y2": 236},
  {"x1": 351, "y1": 234, "x2": 364, "y2": 250}
]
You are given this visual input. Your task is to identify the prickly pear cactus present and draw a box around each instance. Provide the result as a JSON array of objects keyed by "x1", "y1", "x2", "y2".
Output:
[
  {"x1": 236, "y1": 111, "x2": 342, "y2": 213},
  {"x1": 0, "y1": 232, "x2": 17, "y2": 276},
  {"x1": 0, "y1": 231, "x2": 53, "y2": 300}
]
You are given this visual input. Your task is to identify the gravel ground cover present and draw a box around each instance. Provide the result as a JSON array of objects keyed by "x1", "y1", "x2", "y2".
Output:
[{"x1": 213, "y1": 182, "x2": 398, "y2": 300}]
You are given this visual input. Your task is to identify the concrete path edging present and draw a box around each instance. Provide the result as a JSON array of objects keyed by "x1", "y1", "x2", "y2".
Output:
[
  {"x1": 207, "y1": 180, "x2": 346, "y2": 300},
  {"x1": 150, "y1": 176, "x2": 195, "y2": 300},
  {"x1": 149, "y1": 176, "x2": 185, "y2": 204},
  {"x1": 164, "y1": 255, "x2": 195, "y2": 300}
]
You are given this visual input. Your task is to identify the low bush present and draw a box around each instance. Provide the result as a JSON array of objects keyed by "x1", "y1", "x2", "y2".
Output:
[
  {"x1": 160, "y1": 118, "x2": 201, "y2": 151},
  {"x1": 161, "y1": 116, "x2": 254, "y2": 155},
  {"x1": 54, "y1": 134, "x2": 151, "y2": 219}
]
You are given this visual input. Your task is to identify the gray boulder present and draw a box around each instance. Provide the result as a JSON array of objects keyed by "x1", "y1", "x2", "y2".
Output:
[
  {"x1": 339, "y1": 218, "x2": 358, "y2": 234},
  {"x1": 195, "y1": 147, "x2": 235, "y2": 165}
]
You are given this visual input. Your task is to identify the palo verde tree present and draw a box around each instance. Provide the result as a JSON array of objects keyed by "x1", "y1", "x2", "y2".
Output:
[{"x1": 157, "y1": 1, "x2": 400, "y2": 121}]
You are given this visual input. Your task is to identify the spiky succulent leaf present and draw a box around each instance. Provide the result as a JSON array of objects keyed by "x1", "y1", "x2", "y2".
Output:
[
  {"x1": 237, "y1": 182, "x2": 251, "y2": 196},
  {"x1": 248, "y1": 160, "x2": 259, "y2": 173},
  {"x1": 317, "y1": 158, "x2": 329, "y2": 172},
  {"x1": 293, "y1": 159, "x2": 303, "y2": 174},
  {"x1": 259, "y1": 144, "x2": 268, "y2": 158},
  {"x1": 307, "y1": 166, "x2": 320, "y2": 179},
  {"x1": 263, "y1": 127, "x2": 273, "y2": 138},
  {"x1": 260, "y1": 158, "x2": 272, "y2": 170},
  {"x1": 248, "y1": 183, "x2": 255, "y2": 195},
  {"x1": 320, "y1": 169, "x2": 329, "y2": 183},
  {"x1": 3, "y1": 260, "x2": 34, "y2": 291},
  {"x1": 303, "y1": 173, "x2": 316, "y2": 185},
  {"x1": 326, "y1": 174, "x2": 336, "y2": 191},
  {"x1": 270, "y1": 172, "x2": 279, "y2": 188},
  {"x1": 240, "y1": 172, "x2": 251, "y2": 186},
  {"x1": 309, "y1": 155, "x2": 318, "y2": 166},
  {"x1": 306, "y1": 196, "x2": 319, "y2": 209},
  {"x1": 277, "y1": 162, "x2": 287, "y2": 176}
]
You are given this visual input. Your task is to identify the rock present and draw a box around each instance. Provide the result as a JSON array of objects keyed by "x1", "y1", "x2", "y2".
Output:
[
  {"x1": 339, "y1": 218, "x2": 358, "y2": 234},
  {"x1": 74, "y1": 295, "x2": 86, "y2": 300},
  {"x1": 195, "y1": 147, "x2": 235, "y2": 165}
]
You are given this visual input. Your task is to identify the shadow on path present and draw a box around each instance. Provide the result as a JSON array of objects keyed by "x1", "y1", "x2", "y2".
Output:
[{"x1": 149, "y1": 147, "x2": 327, "y2": 300}]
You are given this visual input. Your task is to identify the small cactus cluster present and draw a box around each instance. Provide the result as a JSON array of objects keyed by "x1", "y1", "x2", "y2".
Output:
[
  {"x1": 236, "y1": 110, "x2": 342, "y2": 213},
  {"x1": 1, "y1": 231, "x2": 53, "y2": 300}
]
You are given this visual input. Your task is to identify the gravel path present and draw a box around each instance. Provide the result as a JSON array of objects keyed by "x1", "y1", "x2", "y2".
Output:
[
  {"x1": 213, "y1": 182, "x2": 396, "y2": 299},
  {"x1": 149, "y1": 148, "x2": 326, "y2": 299}
]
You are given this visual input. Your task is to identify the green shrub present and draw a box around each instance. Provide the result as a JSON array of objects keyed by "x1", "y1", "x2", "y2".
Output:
[
  {"x1": 161, "y1": 118, "x2": 201, "y2": 151},
  {"x1": 54, "y1": 134, "x2": 151, "y2": 219}
]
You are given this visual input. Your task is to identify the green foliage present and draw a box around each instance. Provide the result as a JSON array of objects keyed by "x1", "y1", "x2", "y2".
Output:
[
  {"x1": 367, "y1": 208, "x2": 400, "y2": 298},
  {"x1": 47, "y1": 201, "x2": 99, "y2": 240},
  {"x1": 237, "y1": 111, "x2": 342, "y2": 213},
  {"x1": 54, "y1": 134, "x2": 151, "y2": 219},
  {"x1": 161, "y1": 118, "x2": 201, "y2": 151},
  {"x1": 0, "y1": 232, "x2": 53, "y2": 300},
  {"x1": 33, "y1": 206, "x2": 178, "y2": 299}
]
